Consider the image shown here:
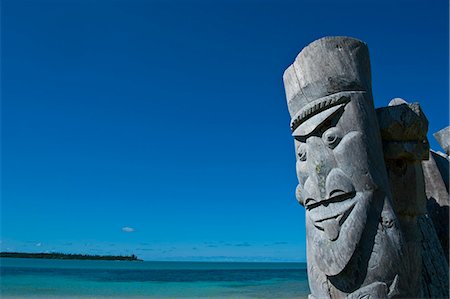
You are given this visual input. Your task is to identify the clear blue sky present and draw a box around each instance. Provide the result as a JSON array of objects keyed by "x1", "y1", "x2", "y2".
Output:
[{"x1": 1, "y1": 0, "x2": 448, "y2": 262}]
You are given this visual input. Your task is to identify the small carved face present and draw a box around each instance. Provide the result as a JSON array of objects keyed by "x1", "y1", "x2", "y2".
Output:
[{"x1": 293, "y1": 92, "x2": 379, "y2": 275}]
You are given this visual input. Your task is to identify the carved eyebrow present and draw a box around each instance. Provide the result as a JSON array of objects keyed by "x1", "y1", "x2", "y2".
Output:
[
  {"x1": 290, "y1": 95, "x2": 351, "y2": 132},
  {"x1": 292, "y1": 104, "x2": 345, "y2": 142}
]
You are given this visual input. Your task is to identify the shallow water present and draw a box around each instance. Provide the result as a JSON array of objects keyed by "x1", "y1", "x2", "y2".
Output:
[{"x1": 0, "y1": 258, "x2": 310, "y2": 298}]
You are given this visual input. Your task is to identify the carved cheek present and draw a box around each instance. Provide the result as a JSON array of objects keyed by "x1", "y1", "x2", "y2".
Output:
[
  {"x1": 295, "y1": 158, "x2": 309, "y2": 205},
  {"x1": 333, "y1": 131, "x2": 376, "y2": 192},
  {"x1": 296, "y1": 159, "x2": 309, "y2": 185},
  {"x1": 295, "y1": 140, "x2": 309, "y2": 184}
]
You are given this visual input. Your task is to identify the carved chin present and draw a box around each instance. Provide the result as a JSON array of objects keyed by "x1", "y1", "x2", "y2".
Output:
[{"x1": 307, "y1": 191, "x2": 372, "y2": 276}]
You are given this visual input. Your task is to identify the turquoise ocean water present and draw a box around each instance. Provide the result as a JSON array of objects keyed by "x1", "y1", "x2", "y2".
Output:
[{"x1": 0, "y1": 258, "x2": 309, "y2": 298}]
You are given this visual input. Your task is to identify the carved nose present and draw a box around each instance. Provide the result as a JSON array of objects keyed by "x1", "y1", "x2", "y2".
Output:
[{"x1": 306, "y1": 137, "x2": 336, "y2": 199}]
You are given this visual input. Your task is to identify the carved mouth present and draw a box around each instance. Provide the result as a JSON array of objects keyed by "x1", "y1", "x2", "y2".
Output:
[
  {"x1": 305, "y1": 190, "x2": 356, "y2": 211},
  {"x1": 306, "y1": 191, "x2": 356, "y2": 241},
  {"x1": 313, "y1": 200, "x2": 355, "y2": 230}
]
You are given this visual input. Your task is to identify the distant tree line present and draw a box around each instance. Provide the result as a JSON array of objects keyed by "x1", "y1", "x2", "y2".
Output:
[{"x1": 0, "y1": 252, "x2": 142, "y2": 261}]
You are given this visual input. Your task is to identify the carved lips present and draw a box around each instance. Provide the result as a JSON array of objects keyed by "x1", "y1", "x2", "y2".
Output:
[
  {"x1": 305, "y1": 168, "x2": 357, "y2": 241},
  {"x1": 308, "y1": 192, "x2": 356, "y2": 241}
]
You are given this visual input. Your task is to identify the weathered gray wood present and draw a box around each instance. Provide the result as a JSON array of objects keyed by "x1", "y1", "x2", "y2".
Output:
[
  {"x1": 375, "y1": 102, "x2": 450, "y2": 298},
  {"x1": 433, "y1": 126, "x2": 450, "y2": 155},
  {"x1": 418, "y1": 214, "x2": 449, "y2": 298},
  {"x1": 377, "y1": 99, "x2": 430, "y2": 298},
  {"x1": 422, "y1": 150, "x2": 449, "y2": 262},
  {"x1": 377, "y1": 101, "x2": 428, "y2": 142},
  {"x1": 377, "y1": 101, "x2": 430, "y2": 161},
  {"x1": 283, "y1": 37, "x2": 407, "y2": 299},
  {"x1": 283, "y1": 37, "x2": 450, "y2": 299}
]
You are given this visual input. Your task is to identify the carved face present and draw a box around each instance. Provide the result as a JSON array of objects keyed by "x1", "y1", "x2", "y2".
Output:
[{"x1": 293, "y1": 92, "x2": 382, "y2": 276}]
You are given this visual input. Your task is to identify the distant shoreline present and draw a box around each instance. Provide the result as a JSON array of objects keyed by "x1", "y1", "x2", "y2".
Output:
[{"x1": 0, "y1": 252, "x2": 143, "y2": 261}]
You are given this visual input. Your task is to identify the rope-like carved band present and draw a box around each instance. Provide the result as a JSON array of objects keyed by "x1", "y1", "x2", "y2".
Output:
[{"x1": 290, "y1": 94, "x2": 353, "y2": 132}]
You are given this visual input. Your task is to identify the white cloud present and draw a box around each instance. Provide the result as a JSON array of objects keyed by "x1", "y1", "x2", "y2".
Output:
[
  {"x1": 36, "y1": 242, "x2": 42, "y2": 247},
  {"x1": 122, "y1": 226, "x2": 135, "y2": 233}
]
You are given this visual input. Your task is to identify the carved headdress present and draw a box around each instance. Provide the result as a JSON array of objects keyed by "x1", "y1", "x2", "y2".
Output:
[{"x1": 283, "y1": 37, "x2": 372, "y2": 133}]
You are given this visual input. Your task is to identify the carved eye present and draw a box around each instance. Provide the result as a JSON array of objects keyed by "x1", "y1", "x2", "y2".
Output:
[
  {"x1": 297, "y1": 144, "x2": 307, "y2": 161},
  {"x1": 323, "y1": 127, "x2": 342, "y2": 149}
]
